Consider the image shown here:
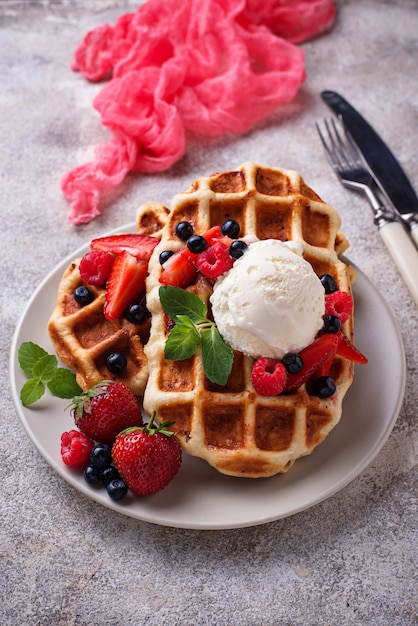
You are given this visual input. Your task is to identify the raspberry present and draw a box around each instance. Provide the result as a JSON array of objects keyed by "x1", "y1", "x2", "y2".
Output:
[
  {"x1": 325, "y1": 291, "x2": 353, "y2": 323},
  {"x1": 196, "y1": 242, "x2": 234, "y2": 279},
  {"x1": 60, "y1": 430, "x2": 94, "y2": 468},
  {"x1": 251, "y1": 358, "x2": 287, "y2": 396},
  {"x1": 79, "y1": 250, "x2": 114, "y2": 286}
]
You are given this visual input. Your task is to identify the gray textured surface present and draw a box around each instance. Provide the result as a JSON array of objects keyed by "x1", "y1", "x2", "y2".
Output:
[{"x1": 2, "y1": 1, "x2": 417, "y2": 624}]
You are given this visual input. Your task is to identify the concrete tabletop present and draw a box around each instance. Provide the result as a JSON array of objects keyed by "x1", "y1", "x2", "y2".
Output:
[{"x1": 2, "y1": 1, "x2": 417, "y2": 624}]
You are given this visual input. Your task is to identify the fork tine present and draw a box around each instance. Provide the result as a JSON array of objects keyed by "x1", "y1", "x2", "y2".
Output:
[{"x1": 315, "y1": 121, "x2": 341, "y2": 175}]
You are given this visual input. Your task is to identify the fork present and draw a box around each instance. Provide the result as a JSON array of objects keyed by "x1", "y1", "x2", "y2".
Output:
[{"x1": 317, "y1": 118, "x2": 418, "y2": 306}]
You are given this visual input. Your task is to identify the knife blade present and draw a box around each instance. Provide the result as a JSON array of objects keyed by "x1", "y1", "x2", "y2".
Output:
[{"x1": 321, "y1": 90, "x2": 418, "y2": 246}]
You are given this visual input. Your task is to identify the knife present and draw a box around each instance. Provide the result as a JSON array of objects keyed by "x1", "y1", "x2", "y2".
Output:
[{"x1": 321, "y1": 90, "x2": 418, "y2": 247}]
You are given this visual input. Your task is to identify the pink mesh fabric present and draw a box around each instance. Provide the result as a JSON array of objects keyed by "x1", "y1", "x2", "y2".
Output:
[{"x1": 62, "y1": 0, "x2": 336, "y2": 224}]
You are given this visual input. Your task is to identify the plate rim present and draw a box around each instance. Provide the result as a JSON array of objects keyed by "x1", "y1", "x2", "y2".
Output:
[{"x1": 10, "y1": 223, "x2": 406, "y2": 530}]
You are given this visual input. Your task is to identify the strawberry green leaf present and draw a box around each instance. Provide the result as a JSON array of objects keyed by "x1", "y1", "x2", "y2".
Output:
[
  {"x1": 47, "y1": 368, "x2": 82, "y2": 398},
  {"x1": 32, "y1": 354, "x2": 58, "y2": 383},
  {"x1": 20, "y1": 378, "x2": 45, "y2": 406},
  {"x1": 159, "y1": 286, "x2": 207, "y2": 324},
  {"x1": 164, "y1": 323, "x2": 200, "y2": 360},
  {"x1": 200, "y1": 326, "x2": 234, "y2": 386},
  {"x1": 18, "y1": 342, "x2": 49, "y2": 376}
]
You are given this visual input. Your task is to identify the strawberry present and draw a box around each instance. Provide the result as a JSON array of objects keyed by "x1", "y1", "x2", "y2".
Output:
[
  {"x1": 251, "y1": 358, "x2": 287, "y2": 396},
  {"x1": 336, "y1": 333, "x2": 368, "y2": 364},
  {"x1": 60, "y1": 430, "x2": 94, "y2": 468},
  {"x1": 91, "y1": 233, "x2": 159, "y2": 261},
  {"x1": 104, "y1": 250, "x2": 149, "y2": 320},
  {"x1": 70, "y1": 381, "x2": 143, "y2": 445},
  {"x1": 202, "y1": 225, "x2": 233, "y2": 247},
  {"x1": 112, "y1": 416, "x2": 182, "y2": 496},
  {"x1": 159, "y1": 246, "x2": 197, "y2": 288},
  {"x1": 285, "y1": 332, "x2": 341, "y2": 391},
  {"x1": 79, "y1": 250, "x2": 114, "y2": 286},
  {"x1": 196, "y1": 241, "x2": 234, "y2": 280}
]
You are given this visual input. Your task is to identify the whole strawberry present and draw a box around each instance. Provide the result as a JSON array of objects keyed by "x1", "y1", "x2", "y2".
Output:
[
  {"x1": 70, "y1": 381, "x2": 143, "y2": 445},
  {"x1": 112, "y1": 416, "x2": 182, "y2": 496}
]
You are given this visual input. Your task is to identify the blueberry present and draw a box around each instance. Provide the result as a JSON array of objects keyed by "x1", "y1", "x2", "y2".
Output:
[
  {"x1": 101, "y1": 466, "x2": 121, "y2": 486},
  {"x1": 74, "y1": 285, "x2": 94, "y2": 306},
  {"x1": 221, "y1": 219, "x2": 240, "y2": 239},
  {"x1": 175, "y1": 221, "x2": 194, "y2": 241},
  {"x1": 229, "y1": 240, "x2": 248, "y2": 259},
  {"x1": 83, "y1": 465, "x2": 101, "y2": 486},
  {"x1": 126, "y1": 302, "x2": 148, "y2": 324},
  {"x1": 322, "y1": 315, "x2": 341, "y2": 333},
  {"x1": 282, "y1": 353, "x2": 303, "y2": 374},
  {"x1": 107, "y1": 478, "x2": 128, "y2": 501},
  {"x1": 320, "y1": 274, "x2": 337, "y2": 294},
  {"x1": 106, "y1": 352, "x2": 127, "y2": 374},
  {"x1": 187, "y1": 235, "x2": 208, "y2": 254},
  {"x1": 312, "y1": 376, "x2": 336, "y2": 398},
  {"x1": 159, "y1": 249, "x2": 174, "y2": 265},
  {"x1": 90, "y1": 444, "x2": 112, "y2": 470}
]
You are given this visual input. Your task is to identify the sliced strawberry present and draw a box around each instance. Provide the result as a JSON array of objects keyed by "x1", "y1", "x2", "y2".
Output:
[
  {"x1": 203, "y1": 225, "x2": 233, "y2": 247},
  {"x1": 285, "y1": 332, "x2": 341, "y2": 391},
  {"x1": 159, "y1": 247, "x2": 197, "y2": 288},
  {"x1": 91, "y1": 234, "x2": 159, "y2": 261},
  {"x1": 104, "y1": 251, "x2": 149, "y2": 320},
  {"x1": 336, "y1": 333, "x2": 368, "y2": 364}
]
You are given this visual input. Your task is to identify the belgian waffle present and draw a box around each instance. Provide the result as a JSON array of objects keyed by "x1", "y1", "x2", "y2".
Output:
[
  {"x1": 143, "y1": 162, "x2": 355, "y2": 478},
  {"x1": 47, "y1": 201, "x2": 170, "y2": 395}
]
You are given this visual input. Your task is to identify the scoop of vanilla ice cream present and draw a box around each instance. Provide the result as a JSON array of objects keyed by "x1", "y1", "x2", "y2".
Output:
[{"x1": 210, "y1": 239, "x2": 325, "y2": 359}]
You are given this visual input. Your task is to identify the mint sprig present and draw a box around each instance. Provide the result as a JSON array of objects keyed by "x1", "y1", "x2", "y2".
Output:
[
  {"x1": 18, "y1": 341, "x2": 82, "y2": 406},
  {"x1": 159, "y1": 286, "x2": 234, "y2": 386}
]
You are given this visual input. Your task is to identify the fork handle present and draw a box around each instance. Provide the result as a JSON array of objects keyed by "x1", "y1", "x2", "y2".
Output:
[{"x1": 379, "y1": 221, "x2": 418, "y2": 306}]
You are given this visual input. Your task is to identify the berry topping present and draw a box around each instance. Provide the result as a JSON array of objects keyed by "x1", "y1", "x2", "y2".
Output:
[
  {"x1": 90, "y1": 443, "x2": 112, "y2": 470},
  {"x1": 285, "y1": 332, "x2": 341, "y2": 391},
  {"x1": 70, "y1": 381, "x2": 143, "y2": 445},
  {"x1": 125, "y1": 301, "x2": 148, "y2": 324},
  {"x1": 187, "y1": 234, "x2": 208, "y2": 254},
  {"x1": 322, "y1": 314, "x2": 341, "y2": 333},
  {"x1": 91, "y1": 233, "x2": 159, "y2": 260},
  {"x1": 106, "y1": 352, "x2": 128, "y2": 374},
  {"x1": 221, "y1": 219, "x2": 240, "y2": 239},
  {"x1": 325, "y1": 290, "x2": 353, "y2": 323},
  {"x1": 74, "y1": 285, "x2": 94, "y2": 306},
  {"x1": 320, "y1": 273, "x2": 338, "y2": 294},
  {"x1": 60, "y1": 430, "x2": 94, "y2": 468},
  {"x1": 79, "y1": 250, "x2": 114, "y2": 286},
  {"x1": 175, "y1": 221, "x2": 194, "y2": 241},
  {"x1": 311, "y1": 376, "x2": 337, "y2": 398},
  {"x1": 251, "y1": 358, "x2": 287, "y2": 396},
  {"x1": 106, "y1": 478, "x2": 128, "y2": 501},
  {"x1": 159, "y1": 246, "x2": 197, "y2": 288},
  {"x1": 229, "y1": 240, "x2": 248, "y2": 259},
  {"x1": 159, "y1": 249, "x2": 174, "y2": 265},
  {"x1": 282, "y1": 352, "x2": 303, "y2": 374},
  {"x1": 104, "y1": 250, "x2": 149, "y2": 320},
  {"x1": 336, "y1": 333, "x2": 368, "y2": 364},
  {"x1": 196, "y1": 241, "x2": 234, "y2": 280},
  {"x1": 112, "y1": 416, "x2": 182, "y2": 496}
]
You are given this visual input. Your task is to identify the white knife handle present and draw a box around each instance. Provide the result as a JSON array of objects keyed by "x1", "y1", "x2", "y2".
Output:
[
  {"x1": 409, "y1": 225, "x2": 418, "y2": 249},
  {"x1": 379, "y1": 221, "x2": 418, "y2": 305}
]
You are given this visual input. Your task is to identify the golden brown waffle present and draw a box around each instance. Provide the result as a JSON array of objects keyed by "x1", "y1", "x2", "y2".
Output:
[
  {"x1": 143, "y1": 162, "x2": 355, "y2": 478},
  {"x1": 48, "y1": 201, "x2": 170, "y2": 395}
]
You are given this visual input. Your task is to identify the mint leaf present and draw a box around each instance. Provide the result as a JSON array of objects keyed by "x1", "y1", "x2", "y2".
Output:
[
  {"x1": 32, "y1": 354, "x2": 58, "y2": 383},
  {"x1": 18, "y1": 342, "x2": 48, "y2": 376},
  {"x1": 47, "y1": 368, "x2": 82, "y2": 398},
  {"x1": 159, "y1": 286, "x2": 207, "y2": 323},
  {"x1": 20, "y1": 378, "x2": 45, "y2": 407},
  {"x1": 165, "y1": 323, "x2": 200, "y2": 360},
  {"x1": 200, "y1": 326, "x2": 234, "y2": 386}
]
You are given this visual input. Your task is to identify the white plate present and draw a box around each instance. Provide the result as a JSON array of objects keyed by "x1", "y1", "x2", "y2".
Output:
[{"x1": 10, "y1": 225, "x2": 406, "y2": 530}]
